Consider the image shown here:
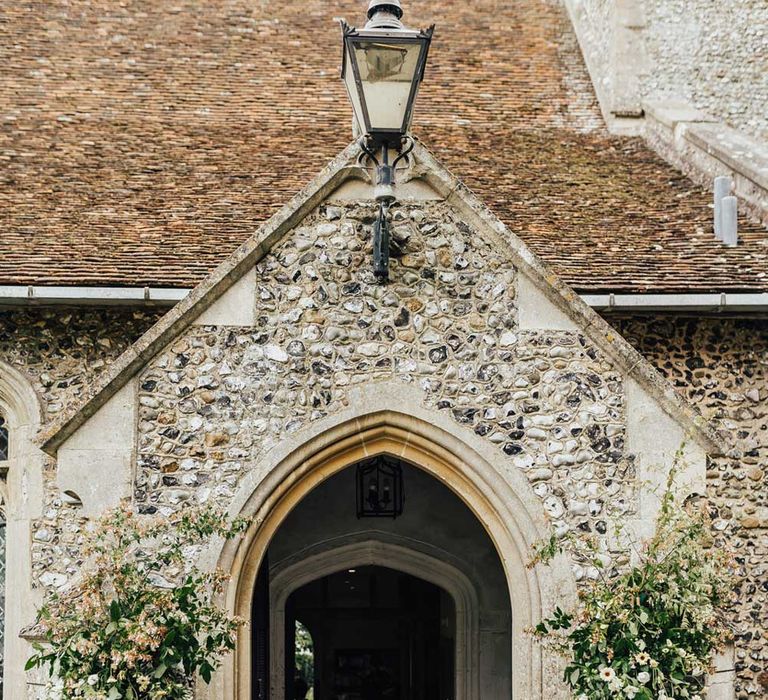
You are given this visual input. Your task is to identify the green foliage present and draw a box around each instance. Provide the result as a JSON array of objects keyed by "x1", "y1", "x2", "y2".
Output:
[
  {"x1": 27, "y1": 504, "x2": 249, "y2": 700},
  {"x1": 530, "y1": 467, "x2": 737, "y2": 700},
  {"x1": 295, "y1": 621, "x2": 314, "y2": 690}
]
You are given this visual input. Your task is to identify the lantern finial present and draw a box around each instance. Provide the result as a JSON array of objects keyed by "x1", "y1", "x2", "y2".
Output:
[
  {"x1": 367, "y1": 0, "x2": 403, "y2": 20},
  {"x1": 366, "y1": 1, "x2": 404, "y2": 29}
]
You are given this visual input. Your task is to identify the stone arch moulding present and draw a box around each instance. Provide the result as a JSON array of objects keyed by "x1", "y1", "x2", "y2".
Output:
[
  {"x1": 0, "y1": 360, "x2": 44, "y2": 700},
  {"x1": 269, "y1": 538, "x2": 481, "y2": 700},
  {"x1": 209, "y1": 386, "x2": 577, "y2": 700},
  {"x1": 0, "y1": 361, "x2": 43, "y2": 441}
]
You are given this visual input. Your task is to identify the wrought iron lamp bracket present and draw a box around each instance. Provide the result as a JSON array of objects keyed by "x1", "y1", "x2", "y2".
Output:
[{"x1": 358, "y1": 135, "x2": 415, "y2": 282}]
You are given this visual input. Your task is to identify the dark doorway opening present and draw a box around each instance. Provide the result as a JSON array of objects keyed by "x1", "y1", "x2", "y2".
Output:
[{"x1": 285, "y1": 566, "x2": 455, "y2": 700}]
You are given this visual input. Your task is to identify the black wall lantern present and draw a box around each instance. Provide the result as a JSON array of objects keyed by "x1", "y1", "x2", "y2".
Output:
[
  {"x1": 341, "y1": 0, "x2": 434, "y2": 282},
  {"x1": 356, "y1": 455, "x2": 405, "y2": 519}
]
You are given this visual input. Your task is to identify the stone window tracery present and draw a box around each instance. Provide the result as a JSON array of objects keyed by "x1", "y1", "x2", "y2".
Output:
[
  {"x1": 0, "y1": 364, "x2": 40, "y2": 699},
  {"x1": 0, "y1": 411, "x2": 10, "y2": 696},
  {"x1": 0, "y1": 503, "x2": 5, "y2": 695}
]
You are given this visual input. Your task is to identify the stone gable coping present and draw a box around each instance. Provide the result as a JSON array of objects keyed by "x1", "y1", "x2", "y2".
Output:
[
  {"x1": 37, "y1": 141, "x2": 362, "y2": 453},
  {"x1": 38, "y1": 140, "x2": 727, "y2": 457},
  {"x1": 412, "y1": 143, "x2": 726, "y2": 456}
]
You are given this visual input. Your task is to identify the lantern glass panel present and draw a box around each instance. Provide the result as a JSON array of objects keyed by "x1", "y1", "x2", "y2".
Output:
[
  {"x1": 343, "y1": 47, "x2": 368, "y2": 135},
  {"x1": 346, "y1": 38, "x2": 425, "y2": 133}
]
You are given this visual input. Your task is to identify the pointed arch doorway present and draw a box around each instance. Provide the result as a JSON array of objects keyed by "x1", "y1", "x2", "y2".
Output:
[{"x1": 214, "y1": 408, "x2": 576, "y2": 700}]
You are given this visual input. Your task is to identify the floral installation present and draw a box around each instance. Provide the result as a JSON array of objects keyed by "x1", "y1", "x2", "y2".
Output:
[
  {"x1": 27, "y1": 504, "x2": 249, "y2": 699},
  {"x1": 529, "y1": 462, "x2": 738, "y2": 699}
]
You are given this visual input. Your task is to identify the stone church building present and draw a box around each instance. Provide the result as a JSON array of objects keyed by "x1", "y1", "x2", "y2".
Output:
[{"x1": 1, "y1": 1, "x2": 766, "y2": 699}]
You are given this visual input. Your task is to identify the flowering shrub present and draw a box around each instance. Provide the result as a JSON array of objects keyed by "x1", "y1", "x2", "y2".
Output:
[
  {"x1": 530, "y1": 469, "x2": 737, "y2": 700},
  {"x1": 27, "y1": 505, "x2": 249, "y2": 699}
]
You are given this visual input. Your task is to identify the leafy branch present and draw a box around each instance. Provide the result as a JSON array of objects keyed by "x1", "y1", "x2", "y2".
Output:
[
  {"x1": 27, "y1": 504, "x2": 249, "y2": 700},
  {"x1": 529, "y1": 456, "x2": 738, "y2": 700}
]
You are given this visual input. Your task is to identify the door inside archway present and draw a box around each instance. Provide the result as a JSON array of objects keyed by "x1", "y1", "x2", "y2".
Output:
[
  {"x1": 252, "y1": 458, "x2": 512, "y2": 700},
  {"x1": 285, "y1": 566, "x2": 454, "y2": 700}
]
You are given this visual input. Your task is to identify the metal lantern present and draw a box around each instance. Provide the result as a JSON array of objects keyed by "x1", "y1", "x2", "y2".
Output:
[
  {"x1": 356, "y1": 455, "x2": 405, "y2": 519},
  {"x1": 341, "y1": 1, "x2": 434, "y2": 146}
]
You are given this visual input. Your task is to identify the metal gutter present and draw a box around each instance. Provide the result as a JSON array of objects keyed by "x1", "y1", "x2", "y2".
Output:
[
  {"x1": 582, "y1": 292, "x2": 768, "y2": 312},
  {"x1": 0, "y1": 285, "x2": 189, "y2": 306},
  {"x1": 1, "y1": 286, "x2": 768, "y2": 313}
]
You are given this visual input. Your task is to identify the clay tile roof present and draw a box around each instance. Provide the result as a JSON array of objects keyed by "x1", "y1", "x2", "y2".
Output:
[{"x1": 1, "y1": 0, "x2": 766, "y2": 294}]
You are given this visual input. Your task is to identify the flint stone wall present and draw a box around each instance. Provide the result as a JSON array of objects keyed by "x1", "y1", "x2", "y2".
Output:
[
  {"x1": 0, "y1": 308, "x2": 162, "y2": 697},
  {"x1": 644, "y1": 0, "x2": 768, "y2": 140},
  {"x1": 134, "y1": 200, "x2": 631, "y2": 574},
  {"x1": 0, "y1": 308, "x2": 162, "y2": 422},
  {"x1": 0, "y1": 309, "x2": 161, "y2": 588},
  {"x1": 612, "y1": 315, "x2": 768, "y2": 699},
  {"x1": 0, "y1": 268, "x2": 768, "y2": 699},
  {"x1": 565, "y1": 0, "x2": 768, "y2": 140}
]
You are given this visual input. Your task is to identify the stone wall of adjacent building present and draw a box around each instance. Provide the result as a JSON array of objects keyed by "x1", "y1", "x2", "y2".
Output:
[
  {"x1": 609, "y1": 314, "x2": 768, "y2": 699},
  {"x1": 0, "y1": 308, "x2": 162, "y2": 589},
  {"x1": 644, "y1": 0, "x2": 768, "y2": 140},
  {"x1": 564, "y1": 0, "x2": 768, "y2": 140},
  {"x1": 561, "y1": 0, "x2": 614, "y2": 117}
]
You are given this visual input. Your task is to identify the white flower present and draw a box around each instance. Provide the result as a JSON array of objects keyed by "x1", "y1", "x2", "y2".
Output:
[
  {"x1": 637, "y1": 671, "x2": 651, "y2": 684},
  {"x1": 635, "y1": 652, "x2": 651, "y2": 665},
  {"x1": 624, "y1": 686, "x2": 639, "y2": 699},
  {"x1": 45, "y1": 678, "x2": 65, "y2": 700},
  {"x1": 609, "y1": 676, "x2": 625, "y2": 692},
  {"x1": 599, "y1": 667, "x2": 616, "y2": 682},
  {"x1": 87, "y1": 674, "x2": 99, "y2": 686}
]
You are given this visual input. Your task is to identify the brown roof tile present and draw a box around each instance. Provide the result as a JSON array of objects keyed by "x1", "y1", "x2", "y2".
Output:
[{"x1": 1, "y1": 0, "x2": 765, "y2": 293}]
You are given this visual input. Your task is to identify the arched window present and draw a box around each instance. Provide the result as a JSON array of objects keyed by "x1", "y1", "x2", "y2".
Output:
[
  {"x1": 0, "y1": 363, "x2": 43, "y2": 699},
  {"x1": 0, "y1": 413, "x2": 7, "y2": 462},
  {"x1": 0, "y1": 502, "x2": 5, "y2": 696},
  {"x1": 0, "y1": 412, "x2": 6, "y2": 694}
]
